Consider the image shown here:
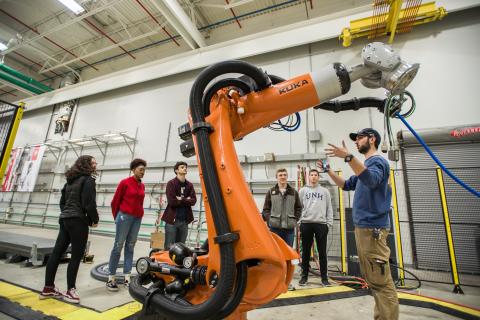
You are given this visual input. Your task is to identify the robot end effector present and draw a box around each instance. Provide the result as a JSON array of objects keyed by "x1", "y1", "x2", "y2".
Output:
[{"x1": 348, "y1": 42, "x2": 420, "y2": 95}]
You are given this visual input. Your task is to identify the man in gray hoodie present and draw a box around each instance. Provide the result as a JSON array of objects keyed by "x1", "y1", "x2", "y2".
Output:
[{"x1": 299, "y1": 168, "x2": 333, "y2": 286}]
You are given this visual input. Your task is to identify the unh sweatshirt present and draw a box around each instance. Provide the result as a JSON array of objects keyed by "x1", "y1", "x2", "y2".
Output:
[{"x1": 299, "y1": 184, "x2": 333, "y2": 227}]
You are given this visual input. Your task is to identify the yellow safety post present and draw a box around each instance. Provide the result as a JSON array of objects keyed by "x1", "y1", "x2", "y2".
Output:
[
  {"x1": 0, "y1": 101, "x2": 24, "y2": 184},
  {"x1": 390, "y1": 169, "x2": 405, "y2": 286},
  {"x1": 435, "y1": 167, "x2": 464, "y2": 294},
  {"x1": 336, "y1": 170, "x2": 347, "y2": 274}
]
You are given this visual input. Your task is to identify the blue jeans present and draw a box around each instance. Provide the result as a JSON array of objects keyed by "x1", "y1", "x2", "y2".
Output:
[
  {"x1": 108, "y1": 212, "x2": 142, "y2": 275},
  {"x1": 270, "y1": 227, "x2": 295, "y2": 247},
  {"x1": 164, "y1": 220, "x2": 189, "y2": 250}
]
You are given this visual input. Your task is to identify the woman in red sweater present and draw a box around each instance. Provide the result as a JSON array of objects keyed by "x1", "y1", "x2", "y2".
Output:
[{"x1": 106, "y1": 158, "x2": 146, "y2": 291}]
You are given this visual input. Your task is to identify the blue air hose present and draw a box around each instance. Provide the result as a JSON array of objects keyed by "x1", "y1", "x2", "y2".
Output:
[{"x1": 396, "y1": 113, "x2": 480, "y2": 198}]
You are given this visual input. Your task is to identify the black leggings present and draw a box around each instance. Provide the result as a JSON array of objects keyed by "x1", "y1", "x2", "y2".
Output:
[
  {"x1": 45, "y1": 218, "x2": 88, "y2": 289},
  {"x1": 300, "y1": 223, "x2": 329, "y2": 279}
]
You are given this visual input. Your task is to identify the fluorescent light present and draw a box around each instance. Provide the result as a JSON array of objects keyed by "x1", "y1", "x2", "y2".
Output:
[
  {"x1": 57, "y1": 0, "x2": 85, "y2": 14},
  {"x1": 0, "y1": 43, "x2": 7, "y2": 51}
]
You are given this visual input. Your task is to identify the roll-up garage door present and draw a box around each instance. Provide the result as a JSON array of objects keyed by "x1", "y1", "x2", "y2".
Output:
[{"x1": 399, "y1": 125, "x2": 480, "y2": 275}]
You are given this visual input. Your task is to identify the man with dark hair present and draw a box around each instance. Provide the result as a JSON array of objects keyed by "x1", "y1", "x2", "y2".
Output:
[
  {"x1": 322, "y1": 128, "x2": 399, "y2": 320},
  {"x1": 162, "y1": 161, "x2": 196, "y2": 249},
  {"x1": 262, "y1": 168, "x2": 302, "y2": 247},
  {"x1": 298, "y1": 168, "x2": 333, "y2": 287},
  {"x1": 262, "y1": 168, "x2": 302, "y2": 291}
]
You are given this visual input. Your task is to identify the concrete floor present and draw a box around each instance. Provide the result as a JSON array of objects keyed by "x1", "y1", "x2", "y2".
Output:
[{"x1": 0, "y1": 224, "x2": 479, "y2": 319}]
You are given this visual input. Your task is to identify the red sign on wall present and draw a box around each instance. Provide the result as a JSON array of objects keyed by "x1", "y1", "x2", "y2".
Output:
[{"x1": 450, "y1": 126, "x2": 480, "y2": 138}]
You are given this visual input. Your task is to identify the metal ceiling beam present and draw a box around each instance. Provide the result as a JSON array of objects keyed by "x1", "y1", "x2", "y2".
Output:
[
  {"x1": 224, "y1": 0, "x2": 242, "y2": 28},
  {"x1": 0, "y1": 9, "x2": 99, "y2": 71},
  {"x1": 134, "y1": 0, "x2": 181, "y2": 46},
  {"x1": 163, "y1": 0, "x2": 206, "y2": 47},
  {"x1": 83, "y1": 18, "x2": 136, "y2": 59},
  {"x1": 0, "y1": 0, "x2": 125, "y2": 55},
  {"x1": 148, "y1": 0, "x2": 199, "y2": 49},
  {"x1": 26, "y1": 43, "x2": 81, "y2": 78},
  {"x1": 41, "y1": 28, "x2": 164, "y2": 73},
  {"x1": 12, "y1": 52, "x2": 61, "y2": 77},
  {"x1": 182, "y1": 0, "x2": 210, "y2": 28}
]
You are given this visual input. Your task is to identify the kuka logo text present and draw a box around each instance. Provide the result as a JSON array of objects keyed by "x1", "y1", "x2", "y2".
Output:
[{"x1": 278, "y1": 79, "x2": 309, "y2": 95}]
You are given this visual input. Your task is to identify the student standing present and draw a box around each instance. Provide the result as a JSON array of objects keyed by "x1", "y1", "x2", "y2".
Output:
[
  {"x1": 40, "y1": 155, "x2": 99, "y2": 303},
  {"x1": 298, "y1": 169, "x2": 333, "y2": 287},
  {"x1": 162, "y1": 161, "x2": 197, "y2": 249},
  {"x1": 106, "y1": 158, "x2": 147, "y2": 291}
]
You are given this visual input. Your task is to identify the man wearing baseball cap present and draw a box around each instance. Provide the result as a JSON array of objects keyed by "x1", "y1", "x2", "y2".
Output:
[{"x1": 320, "y1": 128, "x2": 398, "y2": 320}]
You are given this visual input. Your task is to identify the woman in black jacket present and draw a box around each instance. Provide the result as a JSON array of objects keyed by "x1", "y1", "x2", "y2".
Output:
[{"x1": 39, "y1": 155, "x2": 99, "y2": 304}]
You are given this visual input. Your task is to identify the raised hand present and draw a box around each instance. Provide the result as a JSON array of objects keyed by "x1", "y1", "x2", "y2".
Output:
[{"x1": 325, "y1": 140, "x2": 349, "y2": 159}]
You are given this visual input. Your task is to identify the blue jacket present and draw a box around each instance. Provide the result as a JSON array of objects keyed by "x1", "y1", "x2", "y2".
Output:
[{"x1": 343, "y1": 155, "x2": 391, "y2": 228}]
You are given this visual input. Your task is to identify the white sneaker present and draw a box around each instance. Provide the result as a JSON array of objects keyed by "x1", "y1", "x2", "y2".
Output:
[
  {"x1": 124, "y1": 274, "x2": 131, "y2": 288},
  {"x1": 63, "y1": 288, "x2": 80, "y2": 304}
]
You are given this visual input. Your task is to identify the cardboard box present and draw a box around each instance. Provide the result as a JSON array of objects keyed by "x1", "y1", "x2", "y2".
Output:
[{"x1": 150, "y1": 231, "x2": 165, "y2": 249}]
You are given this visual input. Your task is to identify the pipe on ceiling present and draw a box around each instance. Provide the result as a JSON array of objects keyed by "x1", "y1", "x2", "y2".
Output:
[
  {"x1": 0, "y1": 64, "x2": 53, "y2": 92},
  {"x1": 0, "y1": 72, "x2": 46, "y2": 95}
]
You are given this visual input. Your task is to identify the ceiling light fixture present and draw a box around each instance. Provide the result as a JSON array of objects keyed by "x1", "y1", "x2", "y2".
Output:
[{"x1": 57, "y1": 0, "x2": 85, "y2": 15}]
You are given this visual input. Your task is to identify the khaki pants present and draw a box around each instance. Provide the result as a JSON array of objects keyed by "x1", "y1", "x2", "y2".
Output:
[{"x1": 355, "y1": 227, "x2": 399, "y2": 320}]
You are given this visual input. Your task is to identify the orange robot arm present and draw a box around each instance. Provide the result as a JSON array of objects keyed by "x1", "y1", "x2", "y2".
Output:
[{"x1": 129, "y1": 42, "x2": 419, "y2": 320}]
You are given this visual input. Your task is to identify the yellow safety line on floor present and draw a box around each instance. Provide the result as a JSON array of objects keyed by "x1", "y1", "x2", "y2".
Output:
[
  {"x1": 0, "y1": 280, "x2": 139, "y2": 320},
  {"x1": 277, "y1": 285, "x2": 354, "y2": 299},
  {"x1": 0, "y1": 280, "x2": 355, "y2": 319},
  {"x1": 100, "y1": 301, "x2": 142, "y2": 319},
  {"x1": 0, "y1": 281, "x2": 80, "y2": 317},
  {"x1": 59, "y1": 308, "x2": 104, "y2": 320},
  {"x1": 398, "y1": 292, "x2": 480, "y2": 317},
  {"x1": 3, "y1": 280, "x2": 480, "y2": 320}
]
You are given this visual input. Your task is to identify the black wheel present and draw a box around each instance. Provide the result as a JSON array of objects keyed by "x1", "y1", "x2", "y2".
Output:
[{"x1": 90, "y1": 261, "x2": 138, "y2": 283}]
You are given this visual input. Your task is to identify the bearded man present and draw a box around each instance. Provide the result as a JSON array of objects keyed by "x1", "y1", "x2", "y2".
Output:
[{"x1": 321, "y1": 128, "x2": 399, "y2": 320}]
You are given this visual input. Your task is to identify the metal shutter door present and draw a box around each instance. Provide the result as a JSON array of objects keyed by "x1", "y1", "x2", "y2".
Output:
[{"x1": 401, "y1": 142, "x2": 480, "y2": 275}]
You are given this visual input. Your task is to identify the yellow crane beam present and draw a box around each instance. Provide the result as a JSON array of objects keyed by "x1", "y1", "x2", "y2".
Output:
[{"x1": 340, "y1": 1, "x2": 447, "y2": 47}]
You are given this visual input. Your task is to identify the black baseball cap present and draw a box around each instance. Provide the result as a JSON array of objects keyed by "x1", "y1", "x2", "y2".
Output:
[{"x1": 349, "y1": 128, "x2": 381, "y2": 148}]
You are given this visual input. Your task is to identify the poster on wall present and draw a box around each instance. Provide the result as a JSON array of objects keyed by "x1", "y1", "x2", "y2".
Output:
[
  {"x1": 1, "y1": 147, "x2": 24, "y2": 192},
  {"x1": 17, "y1": 145, "x2": 46, "y2": 192}
]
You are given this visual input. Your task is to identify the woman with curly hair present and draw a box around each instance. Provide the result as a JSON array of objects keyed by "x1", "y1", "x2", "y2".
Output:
[
  {"x1": 40, "y1": 155, "x2": 99, "y2": 303},
  {"x1": 106, "y1": 158, "x2": 147, "y2": 291}
]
